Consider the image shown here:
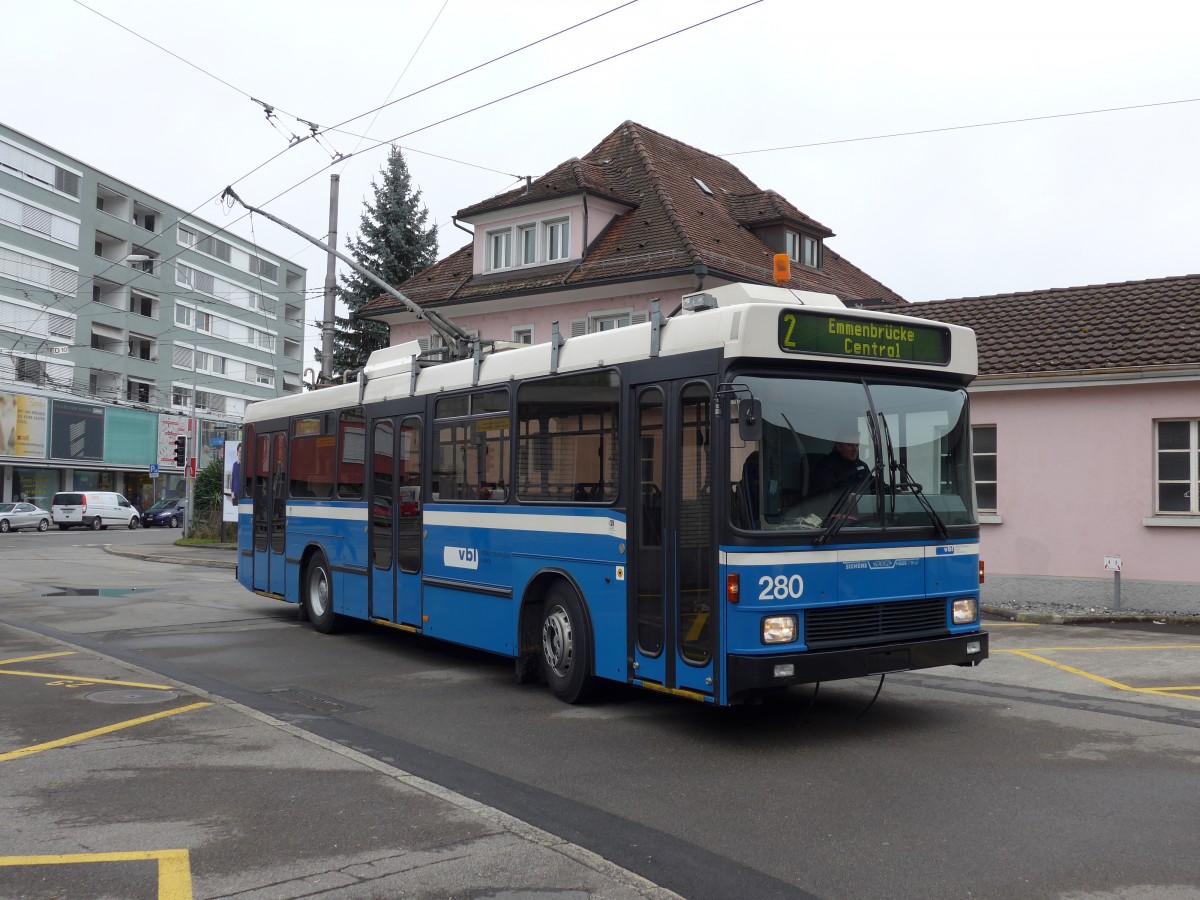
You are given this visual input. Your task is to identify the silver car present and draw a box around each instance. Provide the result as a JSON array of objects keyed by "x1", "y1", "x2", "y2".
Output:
[{"x1": 0, "y1": 502, "x2": 51, "y2": 533}]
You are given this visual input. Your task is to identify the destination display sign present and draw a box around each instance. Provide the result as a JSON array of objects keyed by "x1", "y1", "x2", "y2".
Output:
[{"x1": 778, "y1": 310, "x2": 950, "y2": 364}]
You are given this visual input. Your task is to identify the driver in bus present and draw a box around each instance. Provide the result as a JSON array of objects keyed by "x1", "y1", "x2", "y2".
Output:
[{"x1": 811, "y1": 430, "x2": 869, "y2": 496}]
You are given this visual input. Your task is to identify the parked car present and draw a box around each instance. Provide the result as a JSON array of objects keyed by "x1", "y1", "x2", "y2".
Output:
[
  {"x1": 50, "y1": 492, "x2": 141, "y2": 530},
  {"x1": 141, "y1": 498, "x2": 187, "y2": 528},
  {"x1": 0, "y1": 502, "x2": 51, "y2": 533}
]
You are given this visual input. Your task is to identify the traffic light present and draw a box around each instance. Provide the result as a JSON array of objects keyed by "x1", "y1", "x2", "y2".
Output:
[{"x1": 173, "y1": 435, "x2": 187, "y2": 467}]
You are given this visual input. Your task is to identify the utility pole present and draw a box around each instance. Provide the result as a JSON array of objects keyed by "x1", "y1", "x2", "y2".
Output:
[{"x1": 320, "y1": 174, "x2": 340, "y2": 383}]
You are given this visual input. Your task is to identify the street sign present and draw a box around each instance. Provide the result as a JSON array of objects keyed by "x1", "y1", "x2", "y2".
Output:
[
  {"x1": 149, "y1": 464, "x2": 159, "y2": 478},
  {"x1": 1104, "y1": 556, "x2": 1123, "y2": 572},
  {"x1": 187, "y1": 458, "x2": 196, "y2": 478}
]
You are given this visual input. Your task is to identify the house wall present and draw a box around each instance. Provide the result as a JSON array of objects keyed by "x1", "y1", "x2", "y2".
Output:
[
  {"x1": 972, "y1": 380, "x2": 1200, "y2": 611},
  {"x1": 390, "y1": 287, "x2": 694, "y2": 347}
]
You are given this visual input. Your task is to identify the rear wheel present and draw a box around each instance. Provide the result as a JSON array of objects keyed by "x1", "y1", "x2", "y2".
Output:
[
  {"x1": 57, "y1": 524, "x2": 70, "y2": 531},
  {"x1": 37, "y1": 519, "x2": 49, "y2": 532},
  {"x1": 540, "y1": 582, "x2": 597, "y2": 704},
  {"x1": 89, "y1": 517, "x2": 102, "y2": 532},
  {"x1": 304, "y1": 554, "x2": 341, "y2": 634},
  {"x1": 0, "y1": 519, "x2": 9, "y2": 533}
]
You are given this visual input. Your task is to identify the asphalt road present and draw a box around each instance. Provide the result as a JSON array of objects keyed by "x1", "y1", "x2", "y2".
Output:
[{"x1": 2, "y1": 531, "x2": 1199, "y2": 899}]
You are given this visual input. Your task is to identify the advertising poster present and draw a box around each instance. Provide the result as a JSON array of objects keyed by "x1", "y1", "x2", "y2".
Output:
[
  {"x1": 104, "y1": 406, "x2": 158, "y2": 466},
  {"x1": 50, "y1": 399, "x2": 105, "y2": 462},
  {"x1": 158, "y1": 414, "x2": 192, "y2": 469},
  {"x1": 0, "y1": 390, "x2": 48, "y2": 459},
  {"x1": 222, "y1": 439, "x2": 242, "y2": 523}
]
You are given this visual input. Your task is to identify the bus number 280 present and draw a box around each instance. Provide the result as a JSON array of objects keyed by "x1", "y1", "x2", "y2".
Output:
[{"x1": 759, "y1": 574, "x2": 805, "y2": 600}]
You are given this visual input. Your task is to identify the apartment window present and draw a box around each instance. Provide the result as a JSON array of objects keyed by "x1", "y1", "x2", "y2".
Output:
[
  {"x1": 1156, "y1": 420, "x2": 1199, "y2": 515},
  {"x1": 488, "y1": 230, "x2": 512, "y2": 271},
  {"x1": 972, "y1": 425, "x2": 997, "y2": 513},
  {"x1": 520, "y1": 225, "x2": 537, "y2": 265},
  {"x1": 249, "y1": 256, "x2": 279, "y2": 281},
  {"x1": 512, "y1": 326, "x2": 533, "y2": 345},
  {"x1": 172, "y1": 386, "x2": 191, "y2": 407},
  {"x1": 175, "y1": 305, "x2": 192, "y2": 327},
  {"x1": 546, "y1": 219, "x2": 570, "y2": 261}
]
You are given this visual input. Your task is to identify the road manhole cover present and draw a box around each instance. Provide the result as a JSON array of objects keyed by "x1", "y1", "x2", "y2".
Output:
[{"x1": 87, "y1": 689, "x2": 179, "y2": 704}]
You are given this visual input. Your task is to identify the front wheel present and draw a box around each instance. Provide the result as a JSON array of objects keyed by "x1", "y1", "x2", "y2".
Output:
[
  {"x1": 169, "y1": 516, "x2": 179, "y2": 528},
  {"x1": 37, "y1": 519, "x2": 49, "y2": 532},
  {"x1": 304, "y1": 554, "x2": 341, "y2": 634},
  {"x1": 540, "y1": 583, "x2": 597, "y2": 704},
  {"x1": 128, "y1": 516, "x2": 139, "y2": 530},
  {"x1": 89, "y1": 517, "x2": 102, "y2": 531}
]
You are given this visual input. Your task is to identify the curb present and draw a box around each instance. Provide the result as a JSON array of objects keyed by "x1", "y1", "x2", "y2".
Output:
[
  {"x1": 982, "y1": 605, "x2": 1200, "y2": 626},
  {"x1": 102, "y1": 544, "x2": 237, "y2": 569}
]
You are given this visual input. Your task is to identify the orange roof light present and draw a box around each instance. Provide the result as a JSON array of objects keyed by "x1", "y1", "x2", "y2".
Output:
[{"x1": 773, "y1": 253, "x2": 790, "y2": 286}]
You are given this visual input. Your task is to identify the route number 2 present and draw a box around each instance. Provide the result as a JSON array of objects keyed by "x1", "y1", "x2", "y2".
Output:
[{"x1": 758, "y1": 574, "x2": 805, "y2": 600}]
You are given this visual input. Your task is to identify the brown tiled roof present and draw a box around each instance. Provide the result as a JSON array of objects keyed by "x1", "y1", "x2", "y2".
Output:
[
  {"x1": 362, "y1": 121, "x2": 904, "y2": 317},
  {"x1": 885, "y1": 274, "x2": 1200, "y2": 375}
]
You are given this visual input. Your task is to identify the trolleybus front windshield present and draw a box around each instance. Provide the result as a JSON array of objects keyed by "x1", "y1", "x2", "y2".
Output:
[{"x1": 729, "y1": 375, "x2": 976, "y2": 534}]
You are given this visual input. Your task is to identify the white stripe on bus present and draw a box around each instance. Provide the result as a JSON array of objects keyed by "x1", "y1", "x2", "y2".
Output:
[
  {"x1": 722, "y1": 543, "x2": 979, "y2": 567},
  {"x1": 285, "y1": 505, "x2": 368, "y2": 522},
  {"x1": 425, "y1": 509, "x2": 627, "y2": 540}
]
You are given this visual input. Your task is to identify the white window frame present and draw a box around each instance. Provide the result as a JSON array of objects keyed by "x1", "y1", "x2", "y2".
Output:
[
  {"x1": 511, "y1": 325, "x2": 534, "y2": 344},
  {"x1": 972, "y1": 424, "x2": 997, "y2": 515},
  {"x1": 520, "y1": 225, "x2": 537, "y2": 265},
  {"x1": 545, "y1": 218, "x2": 570, "y2": 262},
  {"x1": 1155, "y1": 419, "x2": 1199, "y2": 516},
  {"x1": 487, "y1": 229, "x2": 512, "y2": 271}
]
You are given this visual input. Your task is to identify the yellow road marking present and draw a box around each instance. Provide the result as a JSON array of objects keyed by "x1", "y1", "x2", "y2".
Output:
[
  {"x1": 0, "y1": 703, "x2": 211, "y2": 763},
  {"x1": 1001, "y1": 649, "x2": 1200, "y2": 702},
  {"x1": 0, "y1": 652, "x2": 76, "y2": 666},
  {"x1": 999, "y1": 645, "x2": 1200, "y2": 653},
  {"x1": 0, "y1": 849, "x2": 193, "y2": 899},
  {"x1": 0, "y1": 669, "x2": 172, "y2": 689}
]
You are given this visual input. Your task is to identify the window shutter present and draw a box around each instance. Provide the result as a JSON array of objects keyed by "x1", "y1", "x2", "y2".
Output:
[
  {"x1": 630, "y1": 311, "x2": 648, "y2": 325},
  {"x1": 570, "y1": 318, "x2": 587, "y2": 337}
]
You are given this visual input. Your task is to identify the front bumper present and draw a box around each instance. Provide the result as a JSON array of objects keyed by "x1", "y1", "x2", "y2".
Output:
[{"x1": 727, "y1": 631, "x2": 989, "y2": 699}]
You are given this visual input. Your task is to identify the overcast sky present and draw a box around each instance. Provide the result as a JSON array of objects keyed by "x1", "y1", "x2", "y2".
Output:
[{"x1": 4, "y1": 0, "x2": 1197, "y2": 363}]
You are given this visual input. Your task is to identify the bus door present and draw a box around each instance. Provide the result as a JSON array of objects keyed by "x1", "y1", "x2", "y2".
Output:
[
  {"x1": 368, "y1": 415, "x2": 424, "y2": 626},
  {"x1": 630, "y1": 380, "x2": 717, "y2": 698},
  {"x1": 252, "y1": 430, "x2": 288, "y2": 596}
]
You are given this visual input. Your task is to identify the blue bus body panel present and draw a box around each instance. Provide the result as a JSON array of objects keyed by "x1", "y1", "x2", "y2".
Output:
[
  {"x1": 422, "y1": 506, "x2": 629, "y2": 667},
  {"x1": 721, "y1": 540, "x2": 982, "y2": 656}
]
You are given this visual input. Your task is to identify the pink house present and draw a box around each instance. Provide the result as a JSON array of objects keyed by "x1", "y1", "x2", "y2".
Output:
[
  {"x1": 361, "y1": 121, "x2": 902, "y2": 351},
  {"x1": 895, "y1": 276, "x2": 1200, "y2": 612}
]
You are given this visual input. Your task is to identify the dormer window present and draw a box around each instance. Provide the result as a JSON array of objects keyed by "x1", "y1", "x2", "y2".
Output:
[
  {"x1": 488, "y1": 229, "x2": 512, "y2": 271},
  {"x1": 545, "y1": 218, "x2": 570, "y2": 261},
  {"x1": 483, "y1": 214, "x2": 573, "y2": 272},
  {"x1": 786, "y1": 230, "x2": 821, "y2": 269}
]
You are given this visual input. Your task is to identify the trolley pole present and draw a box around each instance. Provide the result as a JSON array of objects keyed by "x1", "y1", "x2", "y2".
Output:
[{"x1": 320, "y1": 174, "x2": 340, "y2": 383}]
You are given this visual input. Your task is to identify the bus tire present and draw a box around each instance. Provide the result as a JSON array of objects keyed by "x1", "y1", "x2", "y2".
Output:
[
  {"x1": 304, "y1": 553, "x2": 341, "y2": 634},
  {"x1": 540, "y1": 582, "x2": 597, "y2": 704}
]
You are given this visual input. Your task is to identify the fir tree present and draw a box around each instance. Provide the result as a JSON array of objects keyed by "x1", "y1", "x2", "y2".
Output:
[{"x1": 320, "y1": 146, "x2": 438, "y2": 377}]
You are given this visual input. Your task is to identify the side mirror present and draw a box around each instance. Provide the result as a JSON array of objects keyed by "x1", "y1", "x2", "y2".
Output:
[{"x1": 738, "y1": 398, "x2": 763, "y2": 442}]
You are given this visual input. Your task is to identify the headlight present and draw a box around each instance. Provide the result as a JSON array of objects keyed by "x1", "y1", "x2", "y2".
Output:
[
  {"x1": 762, "y1": 615, "x2": 798, "y2": 644},
  {"x1": 952, "y1": 598, "x2": 978, "y2": 624}
]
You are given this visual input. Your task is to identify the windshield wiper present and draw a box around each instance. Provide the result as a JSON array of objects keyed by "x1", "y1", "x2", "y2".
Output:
[
  {"x1": 814, "y1": 467, "x2": 874, "y2": 546},
  {"x1": 877, "y1": 413, "x2": 949, "y2": 540}
]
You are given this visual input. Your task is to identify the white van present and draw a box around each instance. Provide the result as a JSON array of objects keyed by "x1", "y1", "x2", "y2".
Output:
[{"x1": 50, "y1": 492, "x2": 141, "y2": 531}]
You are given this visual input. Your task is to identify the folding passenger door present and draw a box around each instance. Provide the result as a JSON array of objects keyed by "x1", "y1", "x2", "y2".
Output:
[
  {"x1": 629, "y1": 379, "x2": 717, "y2": 698},
  {"x1": 251, "y1": 430, "x2": 288, "y2": 596},
  {"x1": 368, "y1": 414, "x2": 424, "y2": 627}
]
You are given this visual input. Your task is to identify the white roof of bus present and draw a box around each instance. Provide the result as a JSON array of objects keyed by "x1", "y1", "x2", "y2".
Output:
[{"x1": 243, "y1": 284, "x2": 976, "y2": 424}]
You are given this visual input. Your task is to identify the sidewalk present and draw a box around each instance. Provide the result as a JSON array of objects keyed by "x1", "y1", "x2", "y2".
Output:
[{"x1": 104, "y1": 540, "x2": 237, "y2": 569}]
